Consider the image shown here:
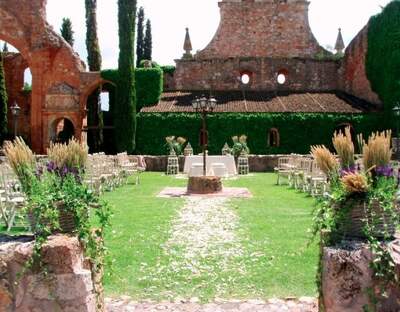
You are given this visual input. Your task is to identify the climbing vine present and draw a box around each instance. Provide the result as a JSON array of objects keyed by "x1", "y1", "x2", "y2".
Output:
[{"x1": 366, "y1": 0, "x2": 400, "y2": 116}]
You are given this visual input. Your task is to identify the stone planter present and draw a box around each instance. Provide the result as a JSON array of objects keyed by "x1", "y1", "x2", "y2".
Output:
[{"x1": 187, "y1": 176, "x2": 222, "y2": 194}]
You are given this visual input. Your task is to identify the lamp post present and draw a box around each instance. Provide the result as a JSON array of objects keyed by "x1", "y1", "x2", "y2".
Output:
[
  {"x1": 10, "y1": 101, "x2": 21, "y2": 139},
  {"x1": 191, "y1": 96, "x2": 217, "y2": 176}
]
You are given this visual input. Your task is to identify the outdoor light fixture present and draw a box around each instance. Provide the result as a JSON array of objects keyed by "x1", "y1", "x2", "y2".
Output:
[
  {"x1": 191, "y1": 95, "x2": 218, "y2": 176},
  {"x1": 10, "y1": 101, "x2": 21, "y2": 139}
]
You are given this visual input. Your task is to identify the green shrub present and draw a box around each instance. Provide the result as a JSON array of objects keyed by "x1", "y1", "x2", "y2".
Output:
[
  {"x1": 161, "y1": 65, "x2": 176, "y2": 75},
  {"x1": 135, "y1": 112, "x2": 386, "y2": 155},
  {"x1": 136, "y1": 67, "x2": 163, "y2": 110},
  {"x1": 101, "y1": 67, "x2": 163, "y2": 110},
  {"x1": 366, "y1": 0, "x2": 400, "y2": 117}
]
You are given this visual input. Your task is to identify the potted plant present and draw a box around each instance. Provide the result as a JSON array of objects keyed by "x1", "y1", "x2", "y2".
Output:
[
  {"x1": 165, "y1": 136, "x2": 187, "y2": 156},
  {"x1": 230, "y1": 135, "x2": 250, "y2": 158},
  {"x1": 311, "y1": 129, "x2": 399, "y2": 242},
  {"x1": 4, "y1": 138, "x2": 111, "y2": 269}
]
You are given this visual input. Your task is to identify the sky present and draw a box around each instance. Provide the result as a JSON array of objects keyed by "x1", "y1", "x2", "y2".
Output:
[{"x1": 38, "y1": 0, "x2": 393, "y2": 69}]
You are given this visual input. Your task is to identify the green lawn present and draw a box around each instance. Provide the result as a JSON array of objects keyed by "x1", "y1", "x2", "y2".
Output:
[
  {"x1": 0, "y1": 172, "x2": 319, "y2": 301},
  {"x1": 101, "y1": 173, "x2": 319, "y2": 301}
]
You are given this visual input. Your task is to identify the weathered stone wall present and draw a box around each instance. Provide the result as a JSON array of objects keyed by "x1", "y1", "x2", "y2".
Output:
[
  {"x1": 339, "y1": 26, "x2": 381, "y2": 108},
  {"x1": 137, "y1": 155, "x2": 281, "y2": 172},
  {"x1": 321, "y1": 239, "x2": 400, "y2": 311},
  {"x1": 197, "y1": 0, "x2": 325, "y2": 59},
  {"x1": 174, "y1": 57, "x2": 339, "y2": 91},
  {"x1": 0, "y1": 235, "x2": 102, "y2": 312},
  {"x1": 3, "y1": 53, "x2": 31, "y2": 142}
]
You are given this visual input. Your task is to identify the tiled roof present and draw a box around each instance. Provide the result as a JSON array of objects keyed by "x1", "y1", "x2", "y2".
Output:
[{"x1": 140, "y1": 91, "x2": 375, "y2": 114}]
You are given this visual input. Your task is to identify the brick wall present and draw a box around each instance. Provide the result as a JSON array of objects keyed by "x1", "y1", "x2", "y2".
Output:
[
  {"x1": 339, "y1": 26, "x2": 381, "y2": 107},
  {"x1": 197, "y1": 0, "x2": 325, "y2": 59},
  {"x1": 174, "y1": 57, "x2": 340, "y2": 91}
]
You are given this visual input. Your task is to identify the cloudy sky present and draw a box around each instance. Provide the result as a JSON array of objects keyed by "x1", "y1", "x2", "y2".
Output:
[{"x1": 41, "y1": 0, "x2": 392, "y2": 69}]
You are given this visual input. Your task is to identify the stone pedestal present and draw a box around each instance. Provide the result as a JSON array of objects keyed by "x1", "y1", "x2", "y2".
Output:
[
  {"x1": 321, "y1": 239, "x2": 400, "y2": 312},
  {"x1": 187, "y1": 176, "x2": 223, "y2": 194},
  {"x1": 0, "y1": 235, "x2": 103, "y2": 312}
]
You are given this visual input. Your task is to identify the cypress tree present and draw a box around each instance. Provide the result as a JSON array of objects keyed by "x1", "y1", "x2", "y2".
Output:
[
  {"x1": 2, "y1": 43, "x2": 8, "y2": 53},
  {"x1": 60, "y1": 18, "x2": 75, "y2": 47},
  {"x1": 0, "y1": 51, "x2": 8, "y2": 144},
  {"x1": 136, "y1": 7, "x2": 145, "y2": 67},
  {"x1": 115, "y1": 0, "x2": 137, "y2": 153},
  {"x1": 143, "y1": 19, "x2": 152, "y2": 61},
  {"x1": 85, "y1": 0, "x2": 103, "y2": 152}
]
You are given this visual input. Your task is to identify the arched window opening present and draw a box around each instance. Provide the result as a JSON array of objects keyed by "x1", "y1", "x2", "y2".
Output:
[
  {"x1": 53, "y1": 118, "x2": 75, "y2": 144},
  {"x1": 334, "y1": 123, "x2": 355, "y2": 137},
  {"x1": 268, "y1": 128, "x2": 280, "y2": 147},
  {"x1": 100, "y1": 92, "x2": 109, "y2": 112},
  {"x1": 23, "y1": 68, "x2": 32, "y2": 92},
  {"x1": 0, "y1": 40, "x2": 31, "y2": 140},
  {"x1": 85, "y1": 82, "x2": 116, "y2": 154},
  {"x1": 334, "y1": 123, "x2": 356, "y2": 149}
]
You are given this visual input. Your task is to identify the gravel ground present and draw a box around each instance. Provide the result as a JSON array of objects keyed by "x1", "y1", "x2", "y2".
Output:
[{"x1": 106, "y1": 297, "x2": 318, "y2": 312}]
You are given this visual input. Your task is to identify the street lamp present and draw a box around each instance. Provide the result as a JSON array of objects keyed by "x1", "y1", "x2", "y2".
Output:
[
  {"x1": 191, "y1": 96, "x2": 217, "y2": 176},
  {"x1": 10, "y1": 101, "x2": 21, "y2": 139}
]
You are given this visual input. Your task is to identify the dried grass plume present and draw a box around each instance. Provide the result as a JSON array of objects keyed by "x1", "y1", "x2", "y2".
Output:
[
  {"x1": 341, "y1": 173, "x2": 369, "y2": 194},
  {"x1": 310, "y1": 145, "x2": 338, "y2": 176},
  {"x1": 47, "y1": 138, "x2": 88, "y2": 169},
  {"x1": 363, "y1": 130, "x2": 392, "y2": 171},
  {"x1": 333, "y1": 127, "x2": 355, "y2": 168}
]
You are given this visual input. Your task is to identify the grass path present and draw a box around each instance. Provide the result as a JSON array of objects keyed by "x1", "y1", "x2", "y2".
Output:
[{"x1": 101, "y1": 173, "x2": 319, "y2": 301}]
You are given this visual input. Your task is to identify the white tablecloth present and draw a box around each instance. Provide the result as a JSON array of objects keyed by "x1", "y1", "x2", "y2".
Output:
[{"x1": 183, "y1": 155, "x2": 237, "y2": 176}]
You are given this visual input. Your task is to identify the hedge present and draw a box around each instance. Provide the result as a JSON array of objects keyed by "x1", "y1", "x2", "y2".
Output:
[
  {"x1": 161, "y1": 65, "x2": 176, "y2": 75},
  {"x1": 136, "y1": 67, "x2": 163, "y2": 110},
  {"x1": 101, "y1": 68, "x2": 163, "y2": 109},
  {"x1": 366, "y1": 0, "x2": 400, "y2": 117},
  {"x1": 135, "y1": 112, "x2": 387, "y2": 155}
]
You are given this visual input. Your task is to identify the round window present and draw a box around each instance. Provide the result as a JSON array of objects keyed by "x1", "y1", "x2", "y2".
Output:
[
  {"x1": 241, "y1": 73, "x2": 251, "y2": 85},
  {"x1": 277, "y1": 73, "x2": 286, "y2": 85}
]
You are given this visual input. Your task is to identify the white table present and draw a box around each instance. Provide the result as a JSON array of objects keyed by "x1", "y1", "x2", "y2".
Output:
[{"x1": 184, "y1": 155, "x2": 237, "y2": 177}]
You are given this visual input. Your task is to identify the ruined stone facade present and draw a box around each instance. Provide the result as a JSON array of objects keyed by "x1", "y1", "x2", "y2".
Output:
[
  {"x1": 0, "y1": 0, "x2": 105, "y2": 153},
  {"x1": 172, "y1": 0, "x2": 381, "y2": 107}
]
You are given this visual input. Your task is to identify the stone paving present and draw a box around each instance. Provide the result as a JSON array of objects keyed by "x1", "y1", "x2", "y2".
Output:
[
  {"x1": 158, "y1": 187, "x2": 252, "y2": 198},
  {"x1": 106, "y1": 297, "x2": 318, "y2": 312}
]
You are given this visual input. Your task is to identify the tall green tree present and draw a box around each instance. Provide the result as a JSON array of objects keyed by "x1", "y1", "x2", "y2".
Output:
[
  {"x1": 60, "y1": 18, "x2": 75, "y2": 47},
  {"x1": 143, "y1": 19, "x2": 152, "y2": 60},
  {"x1": 115, "y1": 0, "x2": 137, "y2": 153},
  {"x1": 85, "y1": 0, "x2": 103, "y2": 152},
  {"x1": 0, "y1": 51, "x2": 8, "y2": 143},
  {"x1": 136, "y1": 7, "x2": 145, "y2": 67}
]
